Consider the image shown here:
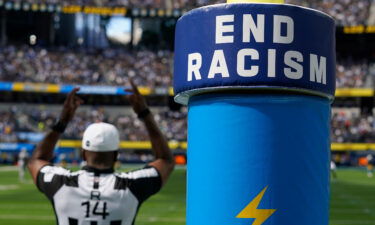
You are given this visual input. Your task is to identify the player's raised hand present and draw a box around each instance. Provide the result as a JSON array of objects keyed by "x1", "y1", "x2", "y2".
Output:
[
  {"x1": 125, "y1": 78, "x2": 148, "y2": 115},
  {"x1": 59, "y1": 87, "x2": 84, "y2": 124}
]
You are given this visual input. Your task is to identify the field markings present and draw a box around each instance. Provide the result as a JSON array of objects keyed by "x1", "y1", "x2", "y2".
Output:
[
  {"x1": 331, "y1": 208, "x2": 373, "y2": 213},
  {"x1": 0, "y1": 185, "x2": 18, "y2": 191},
  {"x1": 331, "y1": 220, "x2": 375, "y2": 225},
  {"x1": 0, "y1": 166, "x2": 18, "y2": 172},
  {"x1": 0, "y1": 204, "x2": 51, "y2": 209},
  {"x1": 0, "y1": 214, "x2": 54, "y2": 220}
]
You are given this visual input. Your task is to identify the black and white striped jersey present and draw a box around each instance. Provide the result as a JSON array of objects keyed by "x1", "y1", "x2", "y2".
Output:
[{"x1": 37, "y1": 165, "x2": 162, "y2": 225}]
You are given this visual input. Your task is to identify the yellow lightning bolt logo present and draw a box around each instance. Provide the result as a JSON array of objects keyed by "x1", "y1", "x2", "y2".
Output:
[{"x1": 236, "y1": 186, "x2": 276, "y2": 225}]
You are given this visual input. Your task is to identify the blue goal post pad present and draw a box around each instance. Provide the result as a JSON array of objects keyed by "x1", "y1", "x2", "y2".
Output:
[
  {"x1": 187, "y1": 94, "x2": 331, "y2": 225},
  {"x1": 174, "y1": 3, "x2": 336, "y2": 104}
]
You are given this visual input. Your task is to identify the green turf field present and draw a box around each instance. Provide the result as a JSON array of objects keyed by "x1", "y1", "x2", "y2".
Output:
[{"x1": 0, "y1": 167, "x2": 374, "y2": 225}]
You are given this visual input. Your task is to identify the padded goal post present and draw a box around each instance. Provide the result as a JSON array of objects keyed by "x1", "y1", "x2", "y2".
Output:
[{"x1": 174, "y1": 2, "x2": 335, "y2": 225}]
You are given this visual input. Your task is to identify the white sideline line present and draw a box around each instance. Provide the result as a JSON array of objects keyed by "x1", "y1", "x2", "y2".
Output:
[
  {"x1": 331, "y1": 221, "x2": 375, "y2": 225},
  {"x1": 0, "y1": 215, "x2": 54, "y2": 220},
  {"x1": 0, "y1": 166, "x2": 18, "y2": 172},
  {"x1": 0, "y1": 204, "x2": 51, "y2": 209},
  {"x1": 331, "y1": 208, "x2": 374, "y2": 213},
  {"x1": 0, "y1": 185, "x2": 19, "y2": 191}
]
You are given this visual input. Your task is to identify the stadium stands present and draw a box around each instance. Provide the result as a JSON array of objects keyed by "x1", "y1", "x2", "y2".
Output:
[
  {"x1": 0, "y1": 46, "x2": 173, "y2": 88},
  {"x1": 0, "y1": 0, "x2": 373, "y2": 165},
  {"x1": 4, "y1": 0, "x2": 375, "y2": 26},
  {"x1": 0, "y1": 105, "x2": 374, "y2": 144},
  {"x1": 0, "y1": 106, "x2": 187, "y2": 142},
  {"x1": 331, "y1": 110, "x2": 375, "y2": 143},
  {"x1": 287, "y1": 0, "x2": 373, "y2": 26},
  {"x1": 336, "y1": 60, "x2": 374, "y2": 88},
  {"x1": 0, "y1": 45, "x2": 374, "y2": 89},
  {"x1": 0, "y1": 2, "x2": 374, "y2": 225}
]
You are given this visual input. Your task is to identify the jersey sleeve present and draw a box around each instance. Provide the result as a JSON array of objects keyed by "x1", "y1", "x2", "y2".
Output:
[
  {"x1": 118, "y1": 166, "x2": 162, "y2": 203},
  {"x1": 36, "y1": 165, "x2": 76, "y2": 200}
]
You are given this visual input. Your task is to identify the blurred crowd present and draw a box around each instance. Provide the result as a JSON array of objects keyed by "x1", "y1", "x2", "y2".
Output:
[
  {"x1": 0, "y1": 106, "x2": 187, "y2": 142},
  {"x1": 0, "y1": 46, "x2": 172, "y2": 89},
  {"x1": 0, "y1": 45, "x2": 374, "y2": 89},
  {"x1": 6, "y1": 0, "x2": 375, "y2": 26},
  {"x1": 336, "y1": 60, "x2": 374, "y2": 88},
  {"x1": 331, "y1": 111, "x2": 375, "y2": 143},
  {"x1": 1, "y1": 106, "x2": 375, "y2": 144},
  {"x1": 286, "y1": 0, "x2": 372, "y2": 26},
  {"x1": 6, "y1": 0, "x2": 224, "y2": 8}
]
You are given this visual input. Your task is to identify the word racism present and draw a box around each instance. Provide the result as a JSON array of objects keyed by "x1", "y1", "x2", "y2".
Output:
[{"x1": 187, "y1": 14, "x2": 327, "y2": 85}]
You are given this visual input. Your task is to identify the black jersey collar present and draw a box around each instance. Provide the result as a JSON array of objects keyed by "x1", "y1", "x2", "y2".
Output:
[{"x1": 82, "y1": 166, "x2": 114, "y2": 175}]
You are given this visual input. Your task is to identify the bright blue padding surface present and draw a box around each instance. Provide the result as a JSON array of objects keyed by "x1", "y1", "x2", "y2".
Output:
[
  {"x1": 174, "y1": 4, "x2": 336, "y2": 100},
  {"x1": 0, "y1": 143, "x2": 34, "y2": 151},
  {"x1": 0, "y1": 82, "x2": 13, "y2": 91},
  {"x1": 61, "y1": 85, "x2": 130, "y2": 95},
  {"x1": 187, "y1": 94, "x2": 330, "y2": 225}
]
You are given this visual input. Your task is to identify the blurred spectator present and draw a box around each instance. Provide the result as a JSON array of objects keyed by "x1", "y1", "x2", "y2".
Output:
[{"x1": 0, "y1": 110, "x2": 19, "y2": 142}]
